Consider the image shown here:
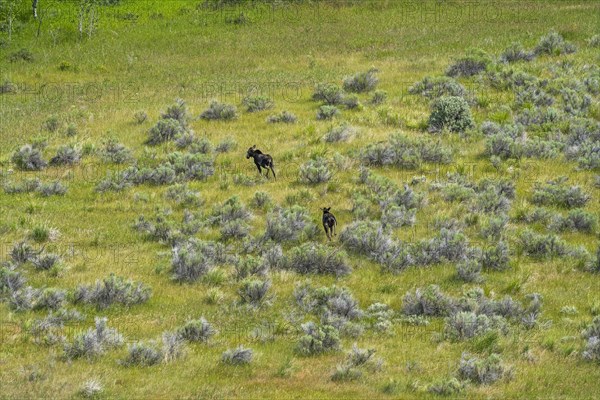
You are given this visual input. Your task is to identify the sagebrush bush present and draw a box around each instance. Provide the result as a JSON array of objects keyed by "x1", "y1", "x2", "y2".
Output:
[
  {"x1": 243, "y1": 95, "x2": 274, "y2": 112},
  {"x1": 343, "y1": 69, "x2": 379, "y2": 93},
  {"x1": 264, "y1": 206, "x2": 315, "y2": 242},
  {"x1": 12, "y1": 144, "x2": 47, "y2": 170},
  {"x1": 74, "y1": 274, "x2": 151, "y2": 309},
  {"x1": 312, "y1": 83, "x2": 345, "y2": 105},
  {"x1": 222, "y1": 346, "x2": 253, "y2": 365},
  {"x1": 238, "y1": 279, "x2": 271, "y2": 307},
  {"x1": 171, "y1": 240, "x2": 220, "y2": 282},
  {"x1": 427, "y1": 378, "x2": 464, "y2": 396},
  {"x1": 234, "y1": 255, "x2": 268, "y2": 280},
  {"x1": 0, "y1": 265, "x2": 26, "y2": 296},
  {"x1": 299, "y1": 157, "x2": 332, "y2": 183},
  {"x1": 215, "y1": 137, "x2": 237, "y2": 153},
  {"x1": 9, "y1": 286, "x2": 41, "y2": 312},
  {"x1": 80, "y1": 379, "x2": 103, "y2": 398},
  {"x1": 134, "y1": 110, "x2": 148, "y2": 124},
  {"x1": 458, "y1": 353, "x2": 510, "y2": 385},
  {"x1": 161, "y1": 332, "x2": 186, "y2": 363},
  {"x1": 446, "y1": 48, "x2": 492, "y2": 77},
  {"x1": 343, "y1": 94, "x2": 361, "y2": 109},
  {"x1": 481, "y1": 241, "x2": 510, "y2": 271},
  {"x1": 161, "y1": 98, "x2": 188, "y2": 128},
  {"x1": 340, "y1": 220, "x2": 396, "y2": 261},
  {"x1": 50, "y1": 145, "x2": 81, "y2": 166},
  {"x1": 200, "y1": 100, "x2": 238, "y2": 120},
  {"x1": 531, "y1": 178, "x2": 590, "y2": 208},
  {"x1": 147, "y1": 118, "x2": 184, "y2": 145},
  {"x1": 177, "y1": 317, "x2": 215, "y2": 342},
  {"x1": 266, "y1": 111, "x2": 297, "y2": 124},
  {"x1": 500, "y1": 42, "x2": 535, "y2": 63},
  {"x1": 549, "y1": 209, "x2": 597, "y2": 233},
  {"x1": 362, "y1": 133, "x2": 453, "y2": 168},
  {"x1": 10, "y1": 241, "x2": 38, "y2": 264},
  {"x1": 64, "y1": 317, "x2": 124, "y2": 360},
  {"x1": 286, "y1": 242, "x2": 351, "y2": 277},
  {"x1": 251, "y1": 191, "x2": 272, "y2": 209},
  {"x1": 409, "y1": 76, "x2": 467, "y2": 99},
  {"x1": 370, "y1": 90, "x2": 387, "y2": 105},
  {"x1": 428, "y1": 96, "x2": 474, "y2": 133},
  {"x1": 534, "y1": 30, "x2": 577, "y2": 55},
  {"x1": 100, "y1": 139, "x2": 132, "y2": 164},
  {"x1": 8, "y1": 48, "x2": 34, "y2": 62},
  {"x1": 297, "y1": 322, "x2": 340, "y2": 356},
  {"x1": 316, "y1": 105, "x2": 340, "y2": 120},
  {"x1": 121, "y1": 342, "x2": 162, "y2": 367},
  {"x1": 402, "y1": 285, "x2": 455, "y2": 317},
  {"x1": 37, "y1": 181, "x2": 67, "y2": 197},
  {"x1": 583, "y1": 336, "x2": 600, "y2": 363},
  {"x1": 516, "y1": 230, "x2": 569, "y2": 259},
  {"x1": 410, "y1": 228, "x2": 469, "y2": 266},
  {"x1": 323, "y1": 124, "x2": 356, "y2": 143},
  {"x1": 164, "y1": 184, "x2": 203, "y2": 207},
  {"x1": 35, "y1": 288, "x2": 66, "y2": 310},
  {"x1": 456, "y1": 259, "x2": 483, "y2": 283},
  {"x1": 444, "y1": 312, "x2": 503, "y2": 341},
  {"x1": 331, "y1": 344, "x2": 381, "y2": 382},
  {"x1": 381, "y1": 205, "x2": 416, "y2": 229}
]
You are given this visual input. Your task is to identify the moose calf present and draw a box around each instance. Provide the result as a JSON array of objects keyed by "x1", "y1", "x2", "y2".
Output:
[
  {"x1": 246, "y1": 145, "x2": 276, "y2": 179},
  {"x1": 322, "y1": 207, "x2": 337, "y2": 240}
]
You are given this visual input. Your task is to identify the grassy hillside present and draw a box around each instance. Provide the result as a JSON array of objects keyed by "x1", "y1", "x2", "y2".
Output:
[{"x1": 1, "y1": 0, "x2": 599, "y2": 398}]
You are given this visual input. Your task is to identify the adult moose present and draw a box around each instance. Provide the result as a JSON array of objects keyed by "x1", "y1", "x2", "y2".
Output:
[
  {"x1": 246, "y1": 145, "x2": 276, "y2": 179},
  {"x1": 322, "y1": 207, "x2": 337, "y2": 240}
]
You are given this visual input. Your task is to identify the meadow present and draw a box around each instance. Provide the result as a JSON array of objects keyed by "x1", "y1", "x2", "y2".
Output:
[{"x1": 0, "y1": 0, "x2": 599, "y2": 398}]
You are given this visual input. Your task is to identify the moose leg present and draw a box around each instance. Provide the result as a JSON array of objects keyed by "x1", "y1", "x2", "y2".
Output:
[
  {"x1": 332, "y1": 222, "x2": 336, "y2": 236},
  {"x1": 255, "y1": 162, "x2": 263, "y2": 175},
  {"x1": 270, "y1": 165, "x2": 276, "y2": 180},
  {"x1": 324, "y1": 224, "x2": 331, "y2": 240}
]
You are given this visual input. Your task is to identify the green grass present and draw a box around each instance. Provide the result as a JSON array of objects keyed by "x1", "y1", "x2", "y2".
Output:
[{"x1": 1, "y1": 0, "x2": 600, "y2": 398}]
